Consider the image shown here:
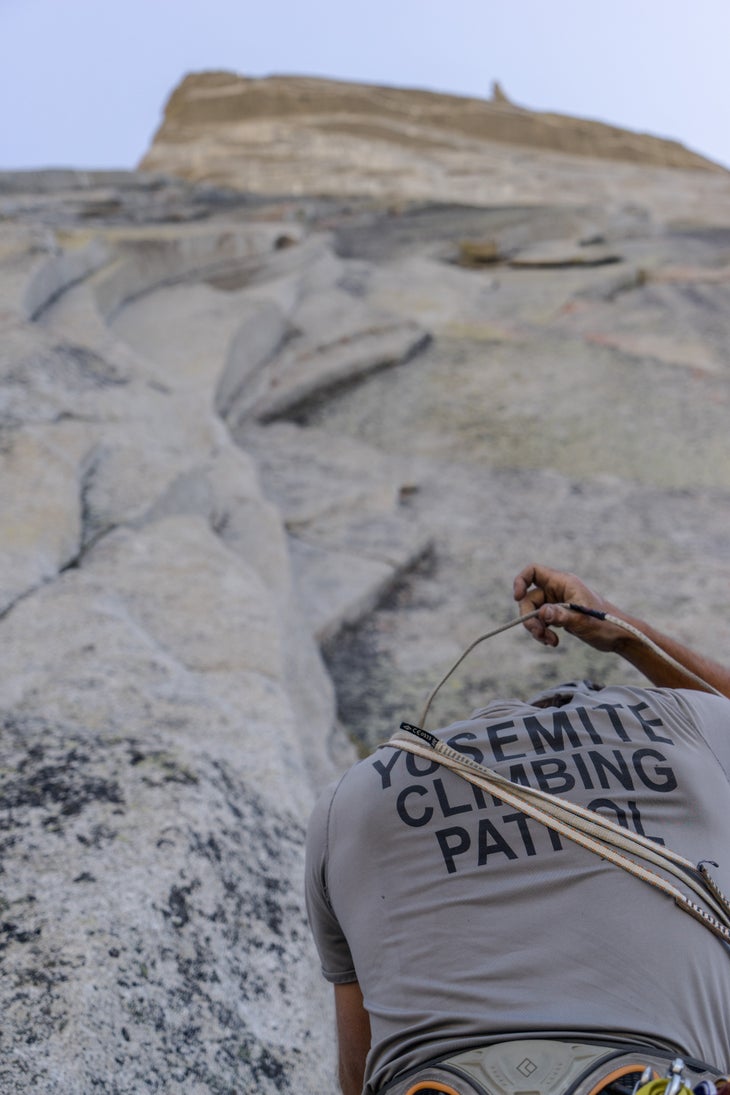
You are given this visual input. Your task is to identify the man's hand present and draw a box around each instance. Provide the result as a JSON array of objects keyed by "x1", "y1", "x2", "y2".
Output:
[
  {"x1": 513, "y1": 564, "x2": 627, "y2": 653},
  {"x1": 514, "y1": 563, "x2": 730, "y2": 697}
]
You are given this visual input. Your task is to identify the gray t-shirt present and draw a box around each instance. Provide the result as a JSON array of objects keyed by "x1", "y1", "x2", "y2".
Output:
[{"x1": 305, "y1": 684, "x2": 730, "y2": 1092}]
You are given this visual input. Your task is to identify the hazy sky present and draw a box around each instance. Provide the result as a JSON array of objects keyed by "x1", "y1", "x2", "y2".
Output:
[{"x1": 2, "y1": 0, "x2": 729, "y2": 171}]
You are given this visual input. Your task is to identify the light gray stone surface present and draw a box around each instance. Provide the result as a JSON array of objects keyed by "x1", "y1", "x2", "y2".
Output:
[
  {"x1": 0, "y1": 186, "x2": 358, "y2": 1091},
  {"x1": 1, "y1": 121, "x2": 730, "y2": 1094}
]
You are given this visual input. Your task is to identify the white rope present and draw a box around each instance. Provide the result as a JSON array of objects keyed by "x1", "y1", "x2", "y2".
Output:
[
  {"x1": 386, "y1": 733, "x2": 730, "y2": 945},
  {"x1": 395, "y1": 601, "x2": 730, "y2": 948},
  {"x1": 601, "y1": 611, "x2": 724, "y2": 698},
  {"x1": 418, "y1": 604, "x2": 723, "y2": 728}
]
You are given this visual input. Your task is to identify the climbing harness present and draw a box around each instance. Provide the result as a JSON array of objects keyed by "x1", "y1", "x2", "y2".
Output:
[
  {"x1": 381, "y1": 1042, "x2": 725, "y2": 1095},
  {"x1": 384, "y1": 603, "x2": 730, "y2": 948}
]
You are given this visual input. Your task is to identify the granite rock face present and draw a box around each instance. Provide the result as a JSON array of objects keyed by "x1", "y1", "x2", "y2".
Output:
[
  {"x1": 140, "y1": 72, "x2": 730, "y2": 224},
  {"x1": 0, "y1": 195, "x2": 337, "y2": 1093},
  {"x1": 2, "y1": 74, "x2": 730, "y2": 1092},
  {"x1": 0, "y1": 171, "x2": 431, "y2": 1092}
]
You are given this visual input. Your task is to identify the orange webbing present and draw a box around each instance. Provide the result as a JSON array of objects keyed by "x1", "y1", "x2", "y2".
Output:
[{"x1": 405, "y1": 1081, "x2": 464, "y2": 1095}]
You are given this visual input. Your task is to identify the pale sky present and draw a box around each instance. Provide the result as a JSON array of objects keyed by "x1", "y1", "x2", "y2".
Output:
[{"x1": 1, "y1": 0, "x2": 729, "y2": 171}]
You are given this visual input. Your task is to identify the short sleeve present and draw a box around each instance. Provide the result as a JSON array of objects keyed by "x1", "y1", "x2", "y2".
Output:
[
  {"x1": 671, "y1": 689, "x2": 730, "y2": 780},
  {"x1": 304, "y1": 782, "x2": 358, "y2": 984}
]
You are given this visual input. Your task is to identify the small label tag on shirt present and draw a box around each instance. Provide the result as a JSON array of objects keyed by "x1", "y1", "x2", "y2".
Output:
[{"x1": 399, "y1": 722, "x2": 440, "y2": 748}]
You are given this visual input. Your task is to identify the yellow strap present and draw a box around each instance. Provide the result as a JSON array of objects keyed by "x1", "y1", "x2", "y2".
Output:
[{"x1": 634, "y1": 1081, "x2": 694, "y2": 1095}]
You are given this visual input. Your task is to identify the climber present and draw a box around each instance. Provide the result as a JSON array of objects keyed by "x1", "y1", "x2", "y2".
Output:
[{"x1": 305, "y1": 564, "x2": 730, "y2": 1095}]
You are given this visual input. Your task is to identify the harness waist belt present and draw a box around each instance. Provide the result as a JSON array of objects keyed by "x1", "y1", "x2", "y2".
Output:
[{"x1": 380, "y1": 1039, "x2": 724, "y2": 1095}]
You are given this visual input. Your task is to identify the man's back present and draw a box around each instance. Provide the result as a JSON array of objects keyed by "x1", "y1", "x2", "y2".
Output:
[{"x1": 306, "y1": 682, "x2": 730, "y2": 1093}]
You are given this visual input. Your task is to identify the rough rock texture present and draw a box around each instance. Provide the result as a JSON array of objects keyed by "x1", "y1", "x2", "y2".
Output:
[
  {"x1": 2, "y1": 73, "x2": 730, "y2": 1092},
  {"x1": 0, "y1": 210, "x2": 335, "y2": 1094},
  {"x1": 145, "y1": 72, "x2": 720, "y2": 172},
  {"x1": 140, "y1": 72, "x2": 730, "y2": 224}
]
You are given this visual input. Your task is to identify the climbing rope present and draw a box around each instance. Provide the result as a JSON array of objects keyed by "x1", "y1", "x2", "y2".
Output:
[
  {"x1": 418, "y1": 603, "x2": 723, "y2": 729},
  {"x1": 386, "y1": 602, "x2": 730, "y2": 950}
]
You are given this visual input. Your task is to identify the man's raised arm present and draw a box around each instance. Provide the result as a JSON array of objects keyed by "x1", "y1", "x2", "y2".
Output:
[{"x1": 513, "y1": 563, "x2": 730, "y2": 699}]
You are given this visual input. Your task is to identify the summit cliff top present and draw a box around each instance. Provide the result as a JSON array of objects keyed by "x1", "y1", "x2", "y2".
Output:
[{"x1": 140, "y1": 71, "x2": 729, "y2": 217}]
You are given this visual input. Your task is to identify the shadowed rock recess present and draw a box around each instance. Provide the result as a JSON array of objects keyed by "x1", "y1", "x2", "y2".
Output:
[{"x1": 2, "y1": 72, "x2": 730, "y2": 1091}]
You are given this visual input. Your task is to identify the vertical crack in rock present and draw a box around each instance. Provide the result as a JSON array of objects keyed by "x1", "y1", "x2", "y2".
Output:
[{"x1": 4, "y1": 141, "x2": 730, "y2": 1094}]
